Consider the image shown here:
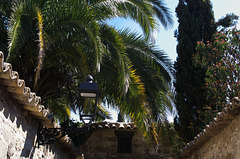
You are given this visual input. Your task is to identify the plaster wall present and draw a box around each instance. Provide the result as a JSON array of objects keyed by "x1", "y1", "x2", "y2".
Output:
[{"x1": 0, "y1": 85, "x2": 76, "y2": 159}]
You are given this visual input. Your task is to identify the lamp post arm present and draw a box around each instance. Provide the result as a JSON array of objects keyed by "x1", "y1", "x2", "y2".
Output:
[{"x1": 37, "y1": 124, "x2": 89, "y2": 146}]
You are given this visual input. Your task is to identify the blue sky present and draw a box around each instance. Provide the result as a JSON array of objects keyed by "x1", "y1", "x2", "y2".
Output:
[
  {"x1": 108, "y1": 0, "x2": 240, "y2": 63},
  {"x1": 71, "y1": 0, "x2": 240, "y2": 122}
]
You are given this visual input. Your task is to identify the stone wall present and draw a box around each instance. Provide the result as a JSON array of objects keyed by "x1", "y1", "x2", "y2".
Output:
[
  {"x1": 80, "y1": 127, "x2": 175, "y2": 159},
  {"x1": 0, "y1": 85, "x2": 77, "y2": 159},
  {"x1": 184, "y1": 111, "x2": 240, "y2": 159}
]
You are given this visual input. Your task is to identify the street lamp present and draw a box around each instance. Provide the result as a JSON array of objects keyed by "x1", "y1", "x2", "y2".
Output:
[
  {"x1": 77, "y1": 75, "x2": 101, "y2": 124},
  {"x1": 37, "y1": 75, "x2": 100, "y2": 146}
]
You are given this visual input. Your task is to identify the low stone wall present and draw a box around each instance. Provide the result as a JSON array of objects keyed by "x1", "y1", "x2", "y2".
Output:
[
  {"x1": 80, "y1": 126, "x2": 175, "y2": 159},
  {"x1": 0, "y1": 85, "x2": 76, "y2": 159},
  {"x1": 184, "y1": 111, "x2": 240, "y2": 159}
]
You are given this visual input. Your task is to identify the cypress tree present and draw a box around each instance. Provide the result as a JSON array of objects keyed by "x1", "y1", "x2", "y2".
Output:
[{"x1": 174, "y1": 0, "x2": 215, "y2": 142}]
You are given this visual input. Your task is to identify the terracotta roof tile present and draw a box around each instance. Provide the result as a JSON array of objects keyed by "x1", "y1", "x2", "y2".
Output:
[
  {"x1": 90, "y1": 122, "x2": 136, "y2": 130},
  {"x1": 0, "y1": 52, "x2": 51, "y2": 124}
]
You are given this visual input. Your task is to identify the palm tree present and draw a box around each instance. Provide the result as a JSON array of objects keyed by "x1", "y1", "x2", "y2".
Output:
[
  {"x1": 97, "y1": 26, "x2": 173, "y2": 140},
  {"x1": 5, "y1": 0, "x2": 173, "y2": 140}
]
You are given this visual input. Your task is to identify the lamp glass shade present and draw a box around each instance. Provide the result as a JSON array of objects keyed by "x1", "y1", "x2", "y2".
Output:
[{"x1": 80, "y1": 92, "x2": 97, "y2": 98}]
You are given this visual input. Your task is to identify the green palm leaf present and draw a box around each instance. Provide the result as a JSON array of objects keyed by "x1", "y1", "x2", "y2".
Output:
[{"x1": 4, "y1": 0, "x2": 174, "y2": 143}]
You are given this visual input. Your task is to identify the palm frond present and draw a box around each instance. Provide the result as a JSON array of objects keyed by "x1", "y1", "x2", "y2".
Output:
[
  {"x1": 91, "y1": 0, "x2": 155, "y2": 40},
  {"x1": 118, "y1": 28, "x2": 173, "y2": 82},
  {"x1": 7, "y1": 0, "x2": 31, "y2": 61},
  {"x1": 99, "y1": 23, "x2": 131, "y2": 95},
  {"x1": 149, "y1": 0, "x2": 173, "y2": 29},
  {"x1": 43, "y1": 0, "x2": 103, "y2": 74},
  {"x1": 45, "y1": 98, "x2": 71, "y2": 122},
  {"x1": 95, "y1": 104, "x2": 112, "y2": 121}
]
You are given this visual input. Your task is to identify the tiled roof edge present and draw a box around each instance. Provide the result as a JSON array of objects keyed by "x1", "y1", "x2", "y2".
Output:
[
  {"x1": 179, "y1": 94, "x2": 240, "y2": 158},
  {"x1": 0, "y1": 52, "x2": 52, "y2": 125},
  {"x1": 0, "y1": 52, "x2": 81, "y2": 157},
  {"x1": 90, "y1": 122, "x2": 137, "y2": 130}
]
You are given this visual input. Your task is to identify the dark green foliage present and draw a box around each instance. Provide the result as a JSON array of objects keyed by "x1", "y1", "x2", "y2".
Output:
[
  {"x1": 0, "y1": 0, "x2": 12, "y2": 54},
  {"x1": 216, "y1": 13, "x2": 239, "y2": 29},
  {"x1": 60, "y1": 119, "x2": 93, "y2": 147},
  {"x1": 174, "y1": 0, "x2": 215, "y2": 142},
  {"x1": 158, "y1": 121, "x2": 185, "y2": 154}
]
